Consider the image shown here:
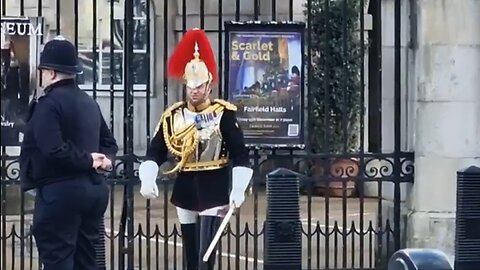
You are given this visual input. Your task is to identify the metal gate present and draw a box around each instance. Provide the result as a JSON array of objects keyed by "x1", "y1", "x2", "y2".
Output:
[{"x1": 1, "y1": 0, "x2": 414, "y2": 269}]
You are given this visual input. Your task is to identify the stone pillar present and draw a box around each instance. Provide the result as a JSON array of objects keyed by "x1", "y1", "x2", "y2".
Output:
[{"x1": 407, "y1": 0, "x2": 480, "y2": 261}]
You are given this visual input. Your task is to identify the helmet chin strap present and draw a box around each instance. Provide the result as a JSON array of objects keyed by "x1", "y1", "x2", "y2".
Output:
[
  {"x1": 200, "y1": 87, "x2": 212, "y2": 106},
  {"x1": 204, "y1": 72, "x2": 213, "y2": 99},
  {"x1": 205, "y1": 81, "x2": 212, "y2": 98}
]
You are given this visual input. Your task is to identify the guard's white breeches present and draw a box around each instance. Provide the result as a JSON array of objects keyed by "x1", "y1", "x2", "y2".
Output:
[{"x1": 176, "y1": 205, "x2": 228, "y2": 224}]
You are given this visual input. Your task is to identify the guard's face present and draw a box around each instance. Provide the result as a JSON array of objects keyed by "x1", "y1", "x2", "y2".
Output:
[{"x1": 186, "y1": 83, "x2": 210, "y2": 105}]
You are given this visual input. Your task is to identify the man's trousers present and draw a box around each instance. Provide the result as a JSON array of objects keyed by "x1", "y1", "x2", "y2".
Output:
[{"x1": 32, "y1": 178, "x2": 109, "y2": 270}]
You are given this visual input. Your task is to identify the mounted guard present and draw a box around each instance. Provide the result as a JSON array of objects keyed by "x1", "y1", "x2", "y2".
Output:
[{"x1": 138, "y1": 28, "x2": 253, "y2": 270}]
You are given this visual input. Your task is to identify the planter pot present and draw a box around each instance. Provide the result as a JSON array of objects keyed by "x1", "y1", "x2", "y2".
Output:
[{"x1": 312, "y1": 158, "x2": 359, "y2": 197}]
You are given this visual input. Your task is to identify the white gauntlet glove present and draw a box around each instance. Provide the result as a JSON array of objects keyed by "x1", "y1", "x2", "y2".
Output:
[
  {"x1": 139, "y1": 160, "x2": 159, "y2": 199},
  {"x1": 229, "y1": 166, "x2": 253, "y2": 208}
]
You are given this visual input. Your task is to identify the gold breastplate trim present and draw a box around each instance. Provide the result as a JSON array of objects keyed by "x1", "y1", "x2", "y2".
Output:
[
  {"x1": 161, "y1": 102, "x2": 228, "y2": 174},
  {"x1": 181, "y1": 158, "x2": 229, "y2": 172}
]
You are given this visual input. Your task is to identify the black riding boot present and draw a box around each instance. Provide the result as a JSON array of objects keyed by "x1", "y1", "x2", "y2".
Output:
[
  {"x1": 181, "y1": 223, "x2": 199, "y2": 270},
  {"x1": 198, "y1": 216, "x2": 222, "y2": 270}
]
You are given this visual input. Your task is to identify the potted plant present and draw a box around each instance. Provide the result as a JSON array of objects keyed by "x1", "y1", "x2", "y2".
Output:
[{"x1": 306, "y1": 0, "x2": 364, "y2": 197}]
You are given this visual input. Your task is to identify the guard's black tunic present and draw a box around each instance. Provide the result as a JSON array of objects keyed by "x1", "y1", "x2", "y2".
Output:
[{"x1": 146, "y1": 100, "x2": 249, "y2": 211}]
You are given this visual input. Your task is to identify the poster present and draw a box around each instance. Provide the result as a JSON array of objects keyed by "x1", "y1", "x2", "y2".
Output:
[
  {"x1": 1, "y1": 17, "x2": 43, "y2": 146},
  {"x1": 225, "y1": 22, "x2": 305, "y2": 149}
]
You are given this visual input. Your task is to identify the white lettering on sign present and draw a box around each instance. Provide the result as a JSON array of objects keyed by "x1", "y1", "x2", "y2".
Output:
[{"x1": 1, "y1": 21, "x2": 43, "y2": 36}]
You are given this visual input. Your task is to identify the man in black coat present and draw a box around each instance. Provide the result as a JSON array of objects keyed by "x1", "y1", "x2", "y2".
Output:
[
  {"x1": 138, "y1": 29, "x2": 253, "y2": 270},
  {"x1": 19, "y1": 36, "x2": 118, "y2": 270}
]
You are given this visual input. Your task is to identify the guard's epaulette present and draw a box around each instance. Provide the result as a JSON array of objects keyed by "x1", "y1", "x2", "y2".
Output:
[
  {"x1": 213, "y1": 99, "x2": 237, "y2": 111},
  {"x1": 160, "y1": 101, "x2": 185, "y2": 122}
]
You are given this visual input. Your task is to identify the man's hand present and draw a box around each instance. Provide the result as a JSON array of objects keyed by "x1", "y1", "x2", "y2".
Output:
[
  {"x1": 99, "y1": 157, "x2": 113, "y2": 171},
  {"x1": 91, "y1": 153, "x2": 106, "y2": 169},
  {"x1": 140, "y1": 182, "x2": 159, "y2": 199},
  {"x1": 139, "y1": 160, "x2": 159, "y2": 199},
  {"x1": 229, "y1": 189, "x2": 246, "y2": 209},
  {"x1": 229, "y1": 166, "x2": 253, "y2": 209}
]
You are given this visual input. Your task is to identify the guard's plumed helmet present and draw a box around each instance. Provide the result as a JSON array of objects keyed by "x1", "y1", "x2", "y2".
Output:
[
  {"x1": 38, "y1": 35, "x2": 82, "y2": 74},
  {"x1": 167, "y1": 28, "x2": 217, "y2": 88}
]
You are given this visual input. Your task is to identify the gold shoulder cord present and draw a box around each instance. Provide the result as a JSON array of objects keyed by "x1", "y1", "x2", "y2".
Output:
[
  {"x1": 154, "y1": 101, "x2": 183, "y2": 137},
  {"x1": 160, "y1": 101, "x2": 230, "y2": 174}
]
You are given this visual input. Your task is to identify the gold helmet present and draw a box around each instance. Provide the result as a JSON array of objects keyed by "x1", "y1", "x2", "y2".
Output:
[{"x1": 167, "y1": 28, "x2": 217, "y2": 88}]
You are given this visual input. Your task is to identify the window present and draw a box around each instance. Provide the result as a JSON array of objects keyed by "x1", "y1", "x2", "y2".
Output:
[{"x1": 75, "y1": 0, "x2": 152, "y2": 93}]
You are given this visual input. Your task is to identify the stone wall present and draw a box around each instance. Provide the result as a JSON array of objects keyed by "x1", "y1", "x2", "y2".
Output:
[{"x1": 406, "y1": 0, "x2": 480, "y2": 260}]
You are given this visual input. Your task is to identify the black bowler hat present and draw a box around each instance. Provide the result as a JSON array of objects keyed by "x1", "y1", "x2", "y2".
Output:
[{"x1": 38, "y1": 35, "x2": 83, "y2": 74}]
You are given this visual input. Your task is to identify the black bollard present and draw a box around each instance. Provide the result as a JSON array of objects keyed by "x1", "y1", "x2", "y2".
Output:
[
  {"x1": 455, "y1": 165, "x2": 480, "y2": 270},
  {"x1": 264, "y1": 168, "x2": 302, "y2": 270},
  {"x1": 388, "y1": 249, "x2": 452, "y2": 270},
  {"x1": 95, "y1": 217, "x2": 107, "y2": 270}
]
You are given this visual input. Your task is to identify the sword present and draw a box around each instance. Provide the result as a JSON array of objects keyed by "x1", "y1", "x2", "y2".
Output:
[
  {"x1": 202, "y1": 205, "x2": 236, "y2": 262},
  {"x1": 202, "y1": 166, "x2": 253, "y2": 261}
]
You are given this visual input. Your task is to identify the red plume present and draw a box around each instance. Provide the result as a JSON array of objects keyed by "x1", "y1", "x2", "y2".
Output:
[{"x1": 167, "y1": 28, "x2": 218, "y2": 83}]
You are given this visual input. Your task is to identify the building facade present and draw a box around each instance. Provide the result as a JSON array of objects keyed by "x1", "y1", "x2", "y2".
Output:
[{"x1": 2, "y1": 0, "x2": 480, "y2": 265}]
